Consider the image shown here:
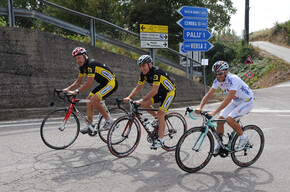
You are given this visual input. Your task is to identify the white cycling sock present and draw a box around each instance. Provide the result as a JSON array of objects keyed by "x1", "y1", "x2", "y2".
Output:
[{"x1": 158, "y1": 138, "x2": 164, "y2": 142}]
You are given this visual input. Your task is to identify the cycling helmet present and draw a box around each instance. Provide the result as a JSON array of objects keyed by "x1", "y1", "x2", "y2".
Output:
[
  {"x1": 72, "y1": 47, "x2": 87, "y2": 57},
  {"x1": 137, "y1": 55, "x2": 153, "y2": 66},
  {"x1": 212, "y1": 61, "x2": 229, "y2": 72}
]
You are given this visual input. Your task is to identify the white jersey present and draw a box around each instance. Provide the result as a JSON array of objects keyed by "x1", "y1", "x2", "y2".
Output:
[{"x1": 212, "y1": 73, "x2": 253, "y2": 102}]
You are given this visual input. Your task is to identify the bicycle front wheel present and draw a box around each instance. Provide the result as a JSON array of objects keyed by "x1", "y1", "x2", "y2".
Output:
[
  {"x1": 175, "y1": 127, "x2": 214, "y2": 173},
  {"x1": 98, "y1": 107, "x2": 128, "y2": 143},
  {"x1": 40, "y1": 109, "x2": 80, "y2": 150},
  {"x1": 107, "y1": 115, "x2": 140, "y2": 158},
  {"x1": 231, "y1": 125, "x2": 265, "y2": 167},
  {"x1": 162, "y1": 112, "x2": 187, "y2": 151}
]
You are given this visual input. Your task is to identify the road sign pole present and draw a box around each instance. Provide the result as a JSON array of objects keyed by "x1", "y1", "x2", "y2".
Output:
[
  {"x1": 202, "y1": 52, "x2": 206, "y2": 95},
  {"x1": 186, "y1": 52, "x2": 189, "y2": 79},
  {"x1": 150, "y1": 48, "x2": 155, "y2": 66}
]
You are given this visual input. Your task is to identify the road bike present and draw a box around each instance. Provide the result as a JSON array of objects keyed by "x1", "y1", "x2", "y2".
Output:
[
  {"x1": 40, "y1": 89, "x2": 127, "y2": 150},
  {"x1": 175, "y1": 107, "x2": 265, "y2": 173},
  {"x1": 107, "y1": 100, "x2": 187, "y2": 158}
]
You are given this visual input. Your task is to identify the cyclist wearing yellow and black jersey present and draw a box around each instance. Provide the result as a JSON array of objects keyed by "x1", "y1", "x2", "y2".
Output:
[
  {"x1": 63, "y1": 47, "x2": 118, "y2": 134},
  {"x1": 124, "y1": 55, "x2": 176, "y2": 149}
]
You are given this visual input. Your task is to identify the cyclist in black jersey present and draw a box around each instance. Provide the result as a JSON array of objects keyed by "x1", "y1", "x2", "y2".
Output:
[
  {"x1": 124, "y1": 55, "x2": 176, "y2": 149},
  {"x1": 63, "y1": 47, "x2": 118, "y2": 133}
]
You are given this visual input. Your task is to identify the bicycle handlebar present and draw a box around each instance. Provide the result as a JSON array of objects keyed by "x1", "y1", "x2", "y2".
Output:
[{"x1": 185, "y1": 107, "x2": 212, "y2": 120}]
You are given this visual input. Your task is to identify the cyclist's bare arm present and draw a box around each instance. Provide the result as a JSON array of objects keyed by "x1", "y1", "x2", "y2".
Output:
[
  {"x1": 63, "y1": 76, "x2": 84, "y2": 92},
  {"x1": 196, "y1": 87, "x2": 216, "y2": 114},
  {"x1": 210, "y1": 90, "x2": 236, "y2": 116},
  {"x1": 68, "y1": 77, "x2": 94, "y2": 95},
  {"x1": 124, "y1": 83, "x2": 143, "y2": 103}
]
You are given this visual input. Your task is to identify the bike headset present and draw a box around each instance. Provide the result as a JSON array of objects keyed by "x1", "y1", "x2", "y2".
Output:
[
  {"x1": 137, "y1": 55, "x2": 153, "y2": 69},
  {"x1": 212, "y1": 61, "x2": 229, "y2": 78},
  {"x1": 72, "y1": 47, "x2": 88, "y2": 61}
]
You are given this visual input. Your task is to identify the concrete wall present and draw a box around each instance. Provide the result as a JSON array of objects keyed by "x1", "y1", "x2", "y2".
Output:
[{"x1": 0, "y1": 27, "x2": 205, "y2": 120}]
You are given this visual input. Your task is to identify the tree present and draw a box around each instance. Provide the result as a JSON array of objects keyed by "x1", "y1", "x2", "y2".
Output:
[{"x1": 118, "y1": 0, "x2": 236, "y2": 50}]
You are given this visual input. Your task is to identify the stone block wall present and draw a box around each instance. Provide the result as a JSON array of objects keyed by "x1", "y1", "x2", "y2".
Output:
[{"x1": 0, "y1": 27, "x2": 205, "y2": 120}]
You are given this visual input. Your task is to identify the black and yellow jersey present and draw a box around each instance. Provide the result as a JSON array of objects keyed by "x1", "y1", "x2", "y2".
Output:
[
  {"x1": 138, "y1": 66, "x2": 176, "y2": 94},
  {"x1": 79, "y1": 58, "x2": 116, "y2": 85}
]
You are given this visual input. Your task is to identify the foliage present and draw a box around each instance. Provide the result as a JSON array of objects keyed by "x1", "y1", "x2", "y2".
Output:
[
  {"x1": 250, "y1": 20, "x2": 290, "y2": 46},
  {"x1": 0, "y1": 16, "x2": 7, "y2": 26}
]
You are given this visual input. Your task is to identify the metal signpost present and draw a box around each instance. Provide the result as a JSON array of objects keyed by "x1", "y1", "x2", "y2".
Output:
[
  {"x1": 140, "y1": 24, "x2": 168, "y2": 64},
  {"x1": 177, "y1": 6, "x2": 213, "y2": 94}
]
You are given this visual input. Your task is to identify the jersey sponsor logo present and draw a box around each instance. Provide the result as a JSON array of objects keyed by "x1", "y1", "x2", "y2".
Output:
[
  {"x1": 100, "y1": 85, "x2": 112, "y2": 95},
  {"x1": 88, "y1": 67, "x2": 93, "y2": 73},
  {"x1": 153, "y1": 74, "x2": 158, "y2": 80},
  {"x1": 241, "y1": 86, "x2": 250, "y2": 95},
  {"x1": 101, "y1": 71, "x2": 113, "y2": 80},
  {"x1": 163, "y1": 96, "x2": 173, "y2": 109},
  {"x1": 163, "y1": 80, "x2": 174, "y2": 91}
]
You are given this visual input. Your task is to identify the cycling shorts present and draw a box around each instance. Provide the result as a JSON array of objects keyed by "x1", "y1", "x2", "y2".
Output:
[
  {"x1": 220, "y1": 97, "x2": 254, "y2": 120},
  {"x1": 151, "y1": 91, "x2": 175, "y2": 112},
  {"x1": 89, "y1": 80, "x2": 118, "y2": 101}
]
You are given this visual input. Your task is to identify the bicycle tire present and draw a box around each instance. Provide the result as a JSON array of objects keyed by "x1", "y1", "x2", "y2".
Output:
[
  {"x1": 98, "y1": 107, "x2": 128, "y2": 143},
  {"x1": 40, "y1": 109, "x2": 80, "y2": 150},
  {"x1": 231, "y1": 125, "x2": 265, "y2": 167},
  {"x1": 175, "y1": 126, "x2": 214, "y2": 173},
  {"x1": 162, "y1": 112, "x2": 187, "y2": 151},
  {"x1": 107, "y1": 115, "x2": 141, "y2": 158}
]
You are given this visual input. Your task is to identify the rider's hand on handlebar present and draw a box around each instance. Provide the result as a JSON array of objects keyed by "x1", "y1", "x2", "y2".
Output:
[
  {"x1": 123, "y1": 97, "x2": 132, "y2": 103},
  {"x1": 62, "y1": 88, "x2": 69, "y2": 93},
  {"x1": 195, "y1": 107, "x2": 202, "y2": 114},
  {"x1": 68, "y1": 90, "x2": 77, "y2": 95}
]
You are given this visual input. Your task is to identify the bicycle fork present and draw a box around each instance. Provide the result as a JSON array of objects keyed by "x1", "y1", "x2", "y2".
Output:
[{"x1": 59, "y1": 104, "x2": 74, "y2": 131}]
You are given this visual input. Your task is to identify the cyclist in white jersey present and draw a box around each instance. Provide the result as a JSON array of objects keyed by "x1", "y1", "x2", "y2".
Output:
[{"x1": 195, "y1": 61, "x2": 254, "y2": 155}]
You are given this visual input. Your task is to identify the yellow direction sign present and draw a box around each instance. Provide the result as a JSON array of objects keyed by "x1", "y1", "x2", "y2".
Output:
[{"x1": 140, "y1": 24, "x2": 168, "y2": 33}]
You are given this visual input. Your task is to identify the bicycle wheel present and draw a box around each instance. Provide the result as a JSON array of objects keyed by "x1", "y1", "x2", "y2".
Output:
[
  {"x1": 40, "y1": 109, "x2": 80, "y2": 150},
  {"x1": 175, "y1": 127, "x2": 214, "y2": 173},
  {"x1": 162, "y1": 112, "x2": 187, "y2": 151},
  {"x1": 98, "y1": 107, "x2": 128, "y2": 143},
  {"x1": 107, "y1": 115, "x2": 141, "y2": 158},
  {"x1": 231, "y1": 125, "x2": 265, "y2": 167}
]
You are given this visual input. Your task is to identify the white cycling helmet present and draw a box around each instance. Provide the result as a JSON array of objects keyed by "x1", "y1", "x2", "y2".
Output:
[
  {"x1": 72, "y1": 47, "x2": 87, "y2": 57},
  {"x1": 137, "y1": 55, "x2": 153, "y2": 66},
  {"x1": 212, "y1": 61, "x2": 229, "y2": 72}
]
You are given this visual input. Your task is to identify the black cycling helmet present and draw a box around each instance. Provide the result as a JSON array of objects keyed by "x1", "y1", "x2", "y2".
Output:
[
  {"x1": 212, "y1": 61, "x2": 229, "y2": 72},
  {"x1": 137, "y1": 55, "x2": 153, "y2": 66},
  {"x1": 72, "y1": 47, "x2": 87, "y2": 57}
]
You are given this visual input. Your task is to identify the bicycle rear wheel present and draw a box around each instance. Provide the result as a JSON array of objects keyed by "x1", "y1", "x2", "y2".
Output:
[
  {"x1": 40, "y1": 109, "x2": 80, "y2": 150},
  {"x1": 107, "y1": 115, "x2": 140, "y2": 158},
  {"x1": 162, "y1": 112, "x2": 187, "y2": 151},
  {"x1": 175, "y1": 127, "x2": 214, "y2": 173},
  {"x1": 98, "y1": 107, "x2": 127, "y2": 143},
  {"x1": 231, "y1": 125, "x2": 265, "y2": 167}
]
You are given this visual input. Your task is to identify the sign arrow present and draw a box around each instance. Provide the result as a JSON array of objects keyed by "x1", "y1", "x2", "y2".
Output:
[
  {"x1": 177, "y1": 18, "x2": 207, "y2": 29},
  {"x1": 177, "y1": 6, "x2": 207, "y2": 18},
  {"x1": 183, "y1": 29, "x2": 213, "y2": 41}
]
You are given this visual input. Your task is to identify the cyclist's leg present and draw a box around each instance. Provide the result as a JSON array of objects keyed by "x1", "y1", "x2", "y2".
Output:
[
  {"x1": 226, "y1": 98, "x2": 254, "y2": 136},
  {"x1": 86, "y1": 95, "x2": 93, "y2": 123},
  {"x1": 141, "y1": 99, "x2": 157, "y2": 117},
  {"x1": 219, "y1": 102, "x2": 237, "y2": 135},
  {"x1": 90, "y1": 80, "x2": 118, "y2": 119},
  {"x1": 157, "y1": 91, "x2": 175, "y2": 140}
]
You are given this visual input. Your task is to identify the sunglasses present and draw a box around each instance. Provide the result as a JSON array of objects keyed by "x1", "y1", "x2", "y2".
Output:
[{"x1": 215, "y1": 71, "x2": 225, "y2": 76}]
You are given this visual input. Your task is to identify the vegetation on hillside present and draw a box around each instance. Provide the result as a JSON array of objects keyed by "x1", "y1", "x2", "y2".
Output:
[
  {"x1": 0, "y1": 1, "x2": 289, "y2": 89},
  {"x1": 250, "y1": 20, "x2": 290, "y2": 47}
]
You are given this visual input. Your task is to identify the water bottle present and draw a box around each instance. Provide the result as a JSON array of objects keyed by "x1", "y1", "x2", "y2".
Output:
[{"x1": 143, "y1": 118, "x2": 151, "y2": 130}]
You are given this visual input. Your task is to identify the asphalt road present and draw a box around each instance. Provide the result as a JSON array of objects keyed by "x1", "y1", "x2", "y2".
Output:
[
  {"x1": 1, "y1": 81, "x2": 290, "y2": 192},
  {"x1": 250, "y1": 41, "x2": 290, "y2": 63}
]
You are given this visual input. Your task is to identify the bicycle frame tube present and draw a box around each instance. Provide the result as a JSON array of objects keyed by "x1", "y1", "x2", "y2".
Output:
[
  {"x1": 60, "y1": 103, "x2": 74, "y2": 131},
  {"x1": 193, "y1": 125, "x2": 209, "y2": 151}
]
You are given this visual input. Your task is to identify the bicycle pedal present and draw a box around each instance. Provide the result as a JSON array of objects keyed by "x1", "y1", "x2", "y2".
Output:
[{"x1": 150, "y1": 146, "x2": 157, "y2": 150}]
